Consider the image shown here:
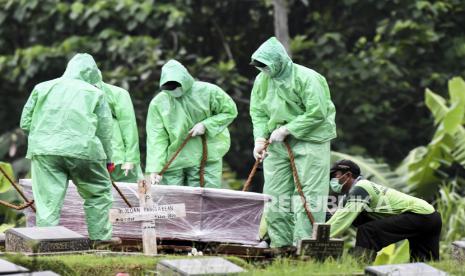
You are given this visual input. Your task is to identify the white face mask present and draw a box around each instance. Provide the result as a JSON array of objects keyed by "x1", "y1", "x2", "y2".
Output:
[
  {"x1": 330, "y1": 178, "x2": 343, "y2": 193},
  {"x1": 165, "y1": 87, "x2": 183, "y2": 98},
  {"x1": 329, "y1": 172, "x2": 350, "y2": 194}
]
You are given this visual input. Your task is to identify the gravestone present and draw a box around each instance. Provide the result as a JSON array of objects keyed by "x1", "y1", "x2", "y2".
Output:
[
  {"x1": 5, "y1": 226, "x2": 89, "y2": 253},
  {"x1": 156, "y1": 257, "x2": 244, "y2": 275},
  {"x1": 296, "y1": 223, "x2": 343, "y2": 260},
  {"x1": 109, "y1": 178, "x2": 186, "y2": 255},
  {"x1": 12, "y1": 271, "x2": 60, "y2": 276},
  {"x1": 0, "y1": 233, "x2": 5, "y2": 247},
  {"x1": 365, "y1": 263, "x2": 447, "y2": 276},
  {"x1": 451, "y1": 240, "x2": 465, "y2": 262},
  {"x1": 0, "y1": 258, "x2": 29, "y2": 274}
]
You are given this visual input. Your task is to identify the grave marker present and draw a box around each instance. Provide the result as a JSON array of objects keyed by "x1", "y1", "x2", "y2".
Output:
[
  {"x1": 5, "y1": 226, "x2": 89, "y2": 253},
  {"x1": 109, "y1": 177, "x2": 186, "y2": 255},
  {"x1": 451, "y1": 240, "x2": 465, "y2": 262},
  {"x1": 156, "y1": 257, "x2": 245, "y2": 275},
  {"x1": 0, "y1": 258, "x2": 29, "y2": 274},
  {"x1": 365, "y1": 263, "x2": 447, "y2": 276},
  {"x1": 296, "y1": 223, "x2": 343, "y2": 260}
]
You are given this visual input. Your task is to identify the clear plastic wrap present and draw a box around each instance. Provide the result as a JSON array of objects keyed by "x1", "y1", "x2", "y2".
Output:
[{"x1": 19, "y1": 179, "x2": 270, "y2": 245}]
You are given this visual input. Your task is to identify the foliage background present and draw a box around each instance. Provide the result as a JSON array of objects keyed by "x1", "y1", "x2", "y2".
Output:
[
  {"x1": 0, "y1": 0, "x2": 465, "y2": 252},
  {"x1": 1, "y1": 0, "x2": 464, "y2": 177}
]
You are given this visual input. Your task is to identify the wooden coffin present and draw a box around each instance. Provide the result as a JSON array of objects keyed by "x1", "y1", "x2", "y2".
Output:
[{"x1": 19, "y1": 179, "x2": 270, "y2": 245}]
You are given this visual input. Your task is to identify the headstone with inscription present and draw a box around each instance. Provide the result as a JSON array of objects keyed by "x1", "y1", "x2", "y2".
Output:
[
  {"x1": 365, "y1": 263, "x2": 447, "y2": 276},
  {"x1": 5, "y1": 226, "x2": 89, "y2": 253},
  {"x1": 452, "y1": 240, "x2": 465, "y2": 262},
  {"x1": 156, "y1": 257, "x2": 245, "y2": 275},
  {"x1": 296, "y1": 223, "x2": 343, "y2": 260}
]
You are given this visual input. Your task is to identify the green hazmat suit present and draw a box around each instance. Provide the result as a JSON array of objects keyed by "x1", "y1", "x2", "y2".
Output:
[
  {"x1": 100, "y1": 81, "x2": 142, "y2": 182},
  {"x1": 20, "y1": 53, "x2": 113, "y2": 240},
  {"x1": 146, "y1": 60, "x2": 238, "y2": 188},
  {"x1": 249, "y1": 37, "x2": 337, "y2": 247}
]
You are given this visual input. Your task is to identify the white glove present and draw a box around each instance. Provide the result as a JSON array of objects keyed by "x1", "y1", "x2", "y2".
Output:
[
  {"x1": 150, "y1": 173, "x2": 163, "y2": 185},
  {"x1": 121, "y1": 162, "x2": 135, "y2": 176},
  {"x1": 189, "y1": 123, "x2": 206, "y2": 137},
  {"x1": 253, "y1": 138, "x2": 268, "y2": 161},
  {"x1": 269, "y1": 126, "x2": 290, "y2": 143}
]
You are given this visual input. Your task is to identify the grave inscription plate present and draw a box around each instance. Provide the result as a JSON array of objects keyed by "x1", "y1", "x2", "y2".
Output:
[
  {"x1": 297, "y1": 223, "x2": 343, "y2": 260},
  {"x1": 5, "y1": 226, "x2": 89, "y2": 253}
]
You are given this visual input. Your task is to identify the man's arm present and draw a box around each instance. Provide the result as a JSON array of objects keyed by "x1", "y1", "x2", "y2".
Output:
[
  {"x1": 327, "y1": 186, "x2": 371, "y2": 237},
  {"x1": 146, "y1": 101, "x2": 169, "y2": 173},
  {"x1": 250, "y1": 80, "x2": 270, "y2": 140},
  {"x1": 114, "y1": 90, "x2": 140, "y2": 163},
  {"x1": 95, "y1": 95, "x2": 113, "y2": 161},
  {"x1": 200, "y1": 85, "x2": 238, "y2": 136},
  {"x1": 20, "y1": 89, "x2": 38, "y2": 134},
  {"x1": 285, "y1": 75, "x2": 330, "y2": 140}
]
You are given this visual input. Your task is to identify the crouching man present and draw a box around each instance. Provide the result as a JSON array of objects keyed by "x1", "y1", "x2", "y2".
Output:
[{"x1": 327, "y1": 159, "x2": 442, "y2": 261}]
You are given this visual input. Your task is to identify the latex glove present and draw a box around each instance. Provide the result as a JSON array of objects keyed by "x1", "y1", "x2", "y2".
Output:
[
  {"x1": 269, "y1": 126, "x2": 290, "y2": 143},
  {"x1": 253, "y1": 138, "x2": 268, "y2": 161},
  {"x1": 121, "y1": 162, "x2": 135, "y2": 176},
  {"x1": 189, "y1": 123, "x2": 206, "y2": 137},
  {"x1": 150, "y1": 173, "x2": 163, "y2": 185},
  {"x1": 106, "y1": 163, "x2": 115, "y2": 173}
]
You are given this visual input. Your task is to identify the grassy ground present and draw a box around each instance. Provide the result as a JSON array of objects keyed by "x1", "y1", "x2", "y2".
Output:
[{"x1": 2, "y1": 253, "x2": 464, "y2": 275}]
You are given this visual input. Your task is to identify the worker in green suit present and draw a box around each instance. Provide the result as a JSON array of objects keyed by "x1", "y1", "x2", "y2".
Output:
[
  {"x1": 98, "y1": 75, "x2": 142, "y2": 182},
  {"x1": 146, "y1": 59, "x2": 238, "y2": 188},
  {"x1": 20, "y1": 53, "x2": 114, "y2": 241},
  {"x1": 249, "y1": 37, "x2": 337, "y2": 247}
]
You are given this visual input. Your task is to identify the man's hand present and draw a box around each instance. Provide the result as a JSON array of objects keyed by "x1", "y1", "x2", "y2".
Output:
[
  {"x1": 150, "y1": 173, "x2": 163, "y2": 185},
  {"x1": 189, "y1": 122, "x2": 206, "y2": 137},
  {"x1": 269, "y1": 126, "x2": 290, "y2": 143},
  {"x1": 121, "y1": 162, "x2": 135, "y2": 176},
  {"x1": 253, "y1": 138, "x2": 268, "y2": 161}
]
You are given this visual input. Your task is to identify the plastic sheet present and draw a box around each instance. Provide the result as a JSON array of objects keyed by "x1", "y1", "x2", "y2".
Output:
[{"x1": 19, "y1": 179, "x2": 270, "y2": 245}]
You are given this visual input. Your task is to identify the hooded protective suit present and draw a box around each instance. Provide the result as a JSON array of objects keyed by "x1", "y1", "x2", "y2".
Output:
[
  {"x1": 250, "y1": 37, "x2": 336, "y2": 247},
  {"x1": 100, "y1": 81, "x2": 142, "y2": 182},
  {"x1": 20, "y1": 53, "x2": 113, "y2": 240},
  {"x1": 146, "y1": 60, "x2": 237, "y2": 187}
]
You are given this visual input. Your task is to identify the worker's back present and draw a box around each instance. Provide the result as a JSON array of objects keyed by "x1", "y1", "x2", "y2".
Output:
[{"x1": 20, "y1": 53, "x2": 113, "y2": 161}]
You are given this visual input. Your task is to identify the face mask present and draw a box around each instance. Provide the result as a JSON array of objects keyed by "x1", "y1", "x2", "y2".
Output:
[
  {"x1": 330, "y1": 172, "x2": 350, "y2": 193},
  {"x1": 165, "y1": 87, "x2": 183, "y2": 98},
  {"x1": 330, "y1": 178, "x2": 343, "y2": 193},
  {"x1": 256, "y1": 66, "x2": 271, "y2": 75}
]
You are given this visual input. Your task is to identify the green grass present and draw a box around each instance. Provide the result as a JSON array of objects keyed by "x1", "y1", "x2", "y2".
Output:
[{"x1": 2, "y1": 253, "x2": 464, "y2": 276}]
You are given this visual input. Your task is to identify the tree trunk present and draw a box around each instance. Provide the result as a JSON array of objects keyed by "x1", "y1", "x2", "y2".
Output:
[{"x1": 272, "y1": 0, "x2": 291, "y2": 56}]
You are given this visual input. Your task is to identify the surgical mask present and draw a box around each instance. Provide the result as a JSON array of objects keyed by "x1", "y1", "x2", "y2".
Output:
[
  {"x1": 329, "y1": 172, "x2": 350, "y2": 193},
  {"x1": 165, "y1": 87, "x2": 183, "y2": 98},
  {"x1": 256, "y1": 66, "x2": 271, "y2": 75},
  {"x1": 330, "y1": 178, "x2": 343, "y2": 193}
]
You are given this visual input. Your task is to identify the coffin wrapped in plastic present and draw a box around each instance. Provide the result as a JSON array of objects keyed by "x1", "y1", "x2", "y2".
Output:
[{"x1": 19, "y1": 179, "x2": 270, "y2": 245}]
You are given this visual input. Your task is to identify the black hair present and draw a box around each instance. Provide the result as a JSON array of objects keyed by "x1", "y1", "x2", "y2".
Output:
[{"x1": 330, "y1": 159, "x2": 361, "y2": 178}]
